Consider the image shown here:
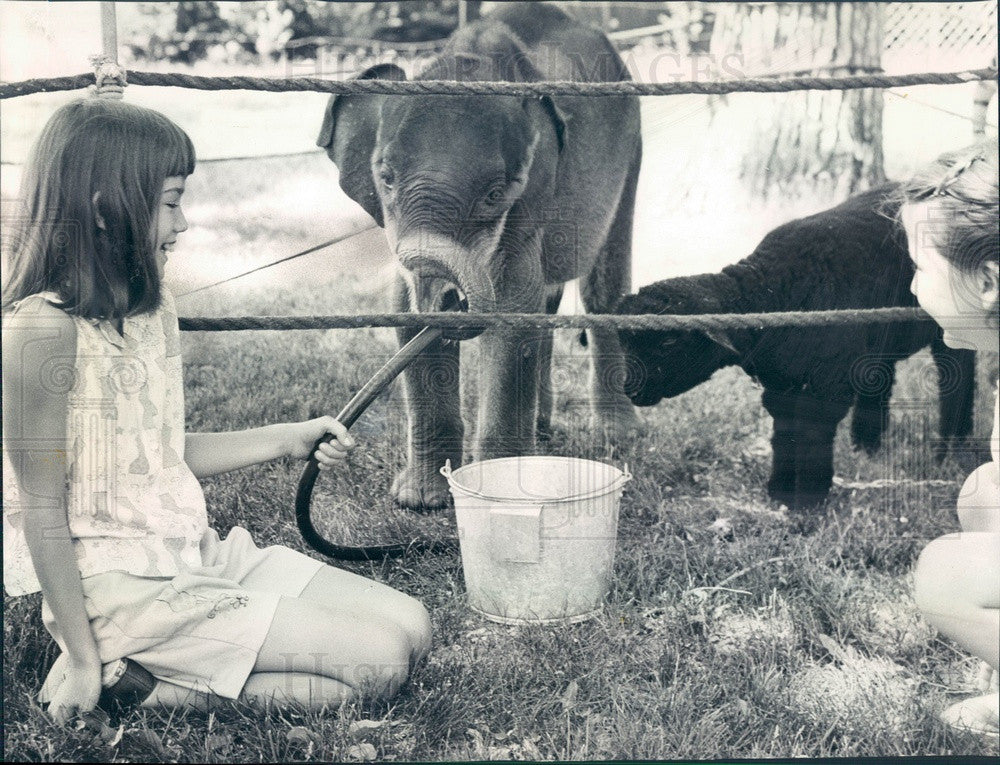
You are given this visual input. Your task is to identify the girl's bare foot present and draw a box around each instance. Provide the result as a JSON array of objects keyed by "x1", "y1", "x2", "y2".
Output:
[{"x1": 940, "y1": 692, "x2": 1000, "y2": 739}]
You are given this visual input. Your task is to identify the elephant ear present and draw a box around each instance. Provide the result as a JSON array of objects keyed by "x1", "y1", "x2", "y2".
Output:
[
  {"x1": 524, "y1": 96, "x2": 567, "y2": 155},
  {"x1": 539, "y1": 96, "x2": 567, "y2": 154},
  {"x1": 317, "y1": 63, "x2": 406, "y2": 226}
]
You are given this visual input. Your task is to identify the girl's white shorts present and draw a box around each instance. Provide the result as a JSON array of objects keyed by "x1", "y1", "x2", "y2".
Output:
[{"x1": 40, "y1": 526, "x2": 323, "y2": 701}]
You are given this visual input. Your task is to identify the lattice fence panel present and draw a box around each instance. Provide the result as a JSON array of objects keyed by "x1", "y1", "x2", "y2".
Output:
[{"x1": 884, "y1": 1, "x2": 997, "y2": 72}]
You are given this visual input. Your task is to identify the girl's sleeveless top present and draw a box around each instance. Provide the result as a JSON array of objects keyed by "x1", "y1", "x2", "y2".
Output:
[{"x1": 3, "y1": 289, "x2": 208, "y2": 596}]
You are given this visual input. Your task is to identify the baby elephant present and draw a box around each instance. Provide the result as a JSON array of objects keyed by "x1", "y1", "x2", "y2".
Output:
[{"x1": 616, "y1": 184, "x2": 976, "y2": 509}]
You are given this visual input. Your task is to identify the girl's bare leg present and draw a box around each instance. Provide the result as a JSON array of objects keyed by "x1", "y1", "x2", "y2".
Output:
[
  {"x1": 140, "y1": 681, "x2": 210, "y2": 711},
  {"x1": 915, "y1": 531, "x2": 1000, "y2": 734},
  {"x1": 298, "y1": 565, "x2": 432, "y2": 662},
  {"x1": 141, "y1": 673, "x2": 354, "y2": 711},
  {"x1": 253, "y1": 595, "x2": 413, "y2": 699},
  {"x1": 914, "y1": 532, "x2": 1000, "y2": 668},
  {"x1": 138, "y1": 587, "x2": 420, "y2": 711}
]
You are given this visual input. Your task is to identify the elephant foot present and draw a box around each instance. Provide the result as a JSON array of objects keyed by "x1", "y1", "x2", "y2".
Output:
[
  {"x1": 391, "y1": 465, "x2": 452, "y2": 512},
  {"x1": 536, "y1": 418, "x2": 554, "y2": 442},
  {"x1": 592, "y1": 404, "x2": 643, "y2": 442}
]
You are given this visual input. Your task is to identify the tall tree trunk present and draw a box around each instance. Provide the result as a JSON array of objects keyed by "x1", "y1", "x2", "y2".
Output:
[{"x1": 710, "y1": 2, "x2": 886, "y2": 200}]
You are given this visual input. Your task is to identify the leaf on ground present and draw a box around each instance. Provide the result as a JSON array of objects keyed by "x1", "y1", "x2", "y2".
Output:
[
  {"x1": 817, "y1": 633, "x2": 855, "y2": 666},
  {"x1": 466, "y1": 728, "x2": 486, "y2": 755},
  {"x1": 134, "y1": 728, "x2": 169, "y2": 758},
  {"x1": 521, "y1": 736, "x2": 543, "y2": 759},
  {"x1": 286, "y1": 726, "x2": 318, "y2": 746},
  {"x1": 348, "y1": 719, "x2": 387, "y2": 738},
  {"x1": 101, "y1": 723, "x2": 125, "y2": 747},
  {"x1": 205, "y1": 732, "x2": 233, "y2": 753},
  {"x1": 561, "y1": 679, "x2": 579, "y2": 712},
  {"x1": 345, "y1": 742, "x2": 378, "y2": 761},
  {"x1": 708, "y1": 517, "x2": 734, "y2": 538}
]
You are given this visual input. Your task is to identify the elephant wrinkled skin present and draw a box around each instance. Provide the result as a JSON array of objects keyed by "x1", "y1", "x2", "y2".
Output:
[{"x1": 318, "y1": 3, "x2": 641, "y2": 509}]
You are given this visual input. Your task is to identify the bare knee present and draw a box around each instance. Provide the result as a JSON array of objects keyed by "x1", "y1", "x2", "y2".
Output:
[
  {"x1": 395, "y1": 596, "x2": 432, "y2": 663},
  {"x1": 356, "y1": 621, "x2": 413, "y2": 699},
  {"x1": 914, "y1": 536, "x2": 963, "y2": 624}
]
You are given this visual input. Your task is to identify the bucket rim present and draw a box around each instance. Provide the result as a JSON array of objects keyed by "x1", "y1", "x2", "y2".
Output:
[{"x1": 440, "y1": 456, "x2": 631, "y2": 504}]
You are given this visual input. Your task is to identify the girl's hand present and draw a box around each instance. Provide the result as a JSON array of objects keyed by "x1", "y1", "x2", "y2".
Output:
[
  {"x1": 47, "y1": 660, "x2": 101, "y2": 725},
  {"x1": 285, "y1": 416, "x2": 356, "y2": 470}
]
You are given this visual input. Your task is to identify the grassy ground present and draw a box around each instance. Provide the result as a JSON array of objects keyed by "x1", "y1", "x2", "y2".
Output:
[
  {"x1": 3, "y1": 289, "x2": 997, "y2": 760},
  {"x1": 3, "y1": 63, "x2": 999, "y2": 762},
  {"x1": 4, "y1": 172, "x2": 999, "y2": 759}
]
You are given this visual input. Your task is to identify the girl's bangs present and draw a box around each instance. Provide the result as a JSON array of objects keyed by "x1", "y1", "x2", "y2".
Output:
[{"x1": 163, "y1": 125, "x2": 196, "y2": 177}]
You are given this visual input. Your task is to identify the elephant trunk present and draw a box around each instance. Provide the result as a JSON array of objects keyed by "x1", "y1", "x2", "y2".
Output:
[{"x1": 396, "y1": 231, "x2": 497, "y2": 341}]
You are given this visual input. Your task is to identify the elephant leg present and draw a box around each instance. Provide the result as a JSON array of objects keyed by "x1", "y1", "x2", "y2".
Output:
[
  {"x1": 536, "y1": 285, "x2": 564, "y2": 440},
  {"x1": 762, "y1": 390, "x2": 850, "y2": 510},
  {"x1": 476, "y1": 328, "x2": 542, "y2": 460},
  {"x1": 930, "y1": 333, "x2": 977, "y2": 460},
  {"x1": 580, "y1": 146, "x2": 642, "y2": 436},
  {"x1": 389, "y1": 279, "x2": 463, "y2": 511}
]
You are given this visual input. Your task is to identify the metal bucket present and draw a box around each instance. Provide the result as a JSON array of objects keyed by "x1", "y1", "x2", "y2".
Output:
[{"x1": 441, "y1": 456, "x2": 631, "y2": 625}]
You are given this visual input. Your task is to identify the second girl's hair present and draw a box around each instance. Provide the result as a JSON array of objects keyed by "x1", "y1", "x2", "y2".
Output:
[
  {"x1": 2, "y1": 99, "x2": 195, "y2": 318},
  {"x1": 897, "y1": 139, "x2": 999, "y2": 275}
]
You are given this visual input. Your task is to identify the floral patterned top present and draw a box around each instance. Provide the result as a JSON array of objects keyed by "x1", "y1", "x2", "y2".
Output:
[{"x1": 3, "y1": 289, "x2": 208, "y2": 596}]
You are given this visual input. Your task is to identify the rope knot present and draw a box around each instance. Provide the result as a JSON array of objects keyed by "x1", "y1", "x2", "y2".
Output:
[{"x1": 88, "y1": 55, "x2": 127, "y2": 99}]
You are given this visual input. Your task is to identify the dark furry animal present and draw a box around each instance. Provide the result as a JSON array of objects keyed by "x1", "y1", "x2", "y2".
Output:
[{"x1": 616, "y1": 184, "x2": 976, "y2": 509}]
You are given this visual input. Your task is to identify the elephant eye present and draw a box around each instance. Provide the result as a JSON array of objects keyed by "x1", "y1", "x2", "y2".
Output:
[
  {"x1": 483, "y1": 183, "x2": 507, "y2": 206},
  {"x1": 379, "y1": 166, "x2": 396, "y2": 189}
]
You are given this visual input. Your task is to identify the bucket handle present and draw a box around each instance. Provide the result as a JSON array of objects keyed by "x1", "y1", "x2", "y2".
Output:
[{"x1": 440, "y1": 460, "x2": 632, "y2": 503}]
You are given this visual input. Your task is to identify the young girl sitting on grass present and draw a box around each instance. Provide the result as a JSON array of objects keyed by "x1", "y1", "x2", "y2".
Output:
[
  {"x1": 900, "y1": 140, "x2": 999, "y2": 738},
  {"x1": 2, "y1": 98, "x2": 431, "y2": 724}
]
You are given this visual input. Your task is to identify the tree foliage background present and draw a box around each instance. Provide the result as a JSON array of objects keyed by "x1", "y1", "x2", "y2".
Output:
[
  {"x1": 116, "y1": 1, "x2": 708, "y2": 64},
  {"x1": 117, "y1": 1, "x2": 470, "y2": 64}
]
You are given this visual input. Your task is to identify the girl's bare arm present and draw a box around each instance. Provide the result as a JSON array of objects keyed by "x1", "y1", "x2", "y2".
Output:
[
  {"x1": 185, "y1": 418, "x2": 354, "y2": 478},
  {"x1": 3, "y1": 304, "x2": 102, "y2": 718}
]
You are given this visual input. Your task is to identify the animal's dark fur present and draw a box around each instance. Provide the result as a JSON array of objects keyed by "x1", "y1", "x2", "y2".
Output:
[{"x1": 616, "y1": 184, "x2": 976, "y2": 509}]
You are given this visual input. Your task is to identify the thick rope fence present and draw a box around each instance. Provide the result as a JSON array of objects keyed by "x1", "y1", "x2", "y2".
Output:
[
  {"x1": 4, "y1": 56, "x2": 992, "y2": 334},
  {"x1": 1, "y1": 66, "x2": 995, "y2": 100},
  {"x1": 177, "y1": 307, "x2": 929, "y2": 333}
]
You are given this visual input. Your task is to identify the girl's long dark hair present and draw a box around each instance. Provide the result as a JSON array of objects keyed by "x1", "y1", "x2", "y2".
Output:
[{"x1": 2, "y1": 99, "x2": 195, "y2": 318}]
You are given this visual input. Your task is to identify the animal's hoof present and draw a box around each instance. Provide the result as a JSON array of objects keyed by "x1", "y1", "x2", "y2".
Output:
[
  {"x1": 391, "y1": 466, "x2": 452, "y2": 512},
  {"x1": 933, "y1": 437, "x2": 991, "y2": 469},
  {"x1": 851, "y1": 436, "x2": 882, "y2": 457},
  {"x1": 850, "y1": 423, "x2": 884, "y2": 455},
  {"x1": 767, "y1": 487, "x2": 830, "y2": 512}
]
